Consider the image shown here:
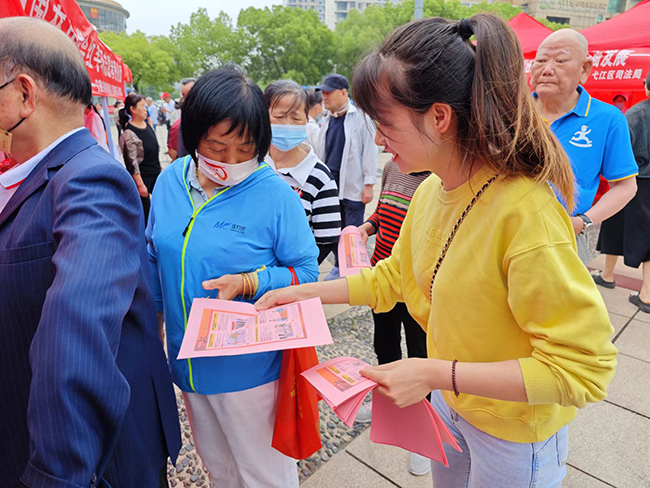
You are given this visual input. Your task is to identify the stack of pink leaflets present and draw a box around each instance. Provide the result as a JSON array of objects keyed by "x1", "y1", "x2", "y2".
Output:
[
  {"x1": 177, "y1": 297, "x2": 333, "y2": 359},
  {"x1": 302, "y1": 357, "x2": 461, "y2": 466},
  {"x1": 338, "y1": 226, "x2": 371, "y2": 277}
]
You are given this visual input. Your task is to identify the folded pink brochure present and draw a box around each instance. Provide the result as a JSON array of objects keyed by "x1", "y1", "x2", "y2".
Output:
[
  {"x1": 338, "y1": 226, "x2": 371, "y2": 277},
  {"x1": 177, "y1": 297, "x2": 332, "y2": 359},
  {"x1": 302, "y1": 356, "x2": 461, "y2": 464},
  {"x1": 370, "y1": 390, "x2": 461, "y2": 467},
  {"x1": 302, "y1": 357, "x2": 376, "y2": 426}
]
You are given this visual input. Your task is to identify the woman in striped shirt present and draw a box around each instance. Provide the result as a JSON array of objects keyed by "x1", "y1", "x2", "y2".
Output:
[{"x1": 264, "y1": 80, "x2": 342, "y2": 264}]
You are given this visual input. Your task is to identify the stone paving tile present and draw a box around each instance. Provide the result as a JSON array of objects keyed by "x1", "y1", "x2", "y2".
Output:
[
  {"x1": 597, "y1": 286, "x2": 640, "y2": 318},
  {"x1": 609, "y1": 312, "x2": 630, "y2": 336},
  {"x1": 605, "y1": 352, "x2": 650, "y2": 418},
  {"x1": 565, "y1": 465, "x2": 616, "y2": 488},
  {"x1": 300, "y1": 451, "x2": 396, "y2": 488},
  {"x1": 568, "y1": 401, "x2": 650, "y2": 488},
  {"x1": 614, "y1": 319, "x2": 650, "y2": 362},
  {"x1": 346, "y1": 429, "x2": 432, "y2": 488},
  {"x1": 631, "y1": 308, "x2": 650, "y2": 324}
]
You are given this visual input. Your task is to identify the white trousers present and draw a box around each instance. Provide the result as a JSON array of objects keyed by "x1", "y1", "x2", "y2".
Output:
[{"x1": 183, "y1": 380, "x2": 299, "y2": 488}]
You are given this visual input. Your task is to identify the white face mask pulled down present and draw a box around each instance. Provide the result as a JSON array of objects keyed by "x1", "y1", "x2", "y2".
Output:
[{"x1": 196, "y1": 153, "x2": 260, "y2": 187}]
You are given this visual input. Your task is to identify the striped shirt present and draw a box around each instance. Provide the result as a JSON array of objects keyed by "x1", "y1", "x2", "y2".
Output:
[
  {"x1": 275, "y1": 146, "x2": 342, "y2": 245},
  {"x1": 367, "y1": 161, "x2": 430, "y2": 265}
]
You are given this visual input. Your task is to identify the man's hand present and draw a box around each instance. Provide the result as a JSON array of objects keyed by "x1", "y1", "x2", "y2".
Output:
[
  {"x1": 570, "y1": 216, "x2": 585, "y2": 235},
  {"x1": 202, "y1": 274, "x2": 245, "y2": 301},
  {"x1": 361, "y1": 184, "x2": 374, "y2": 205}
]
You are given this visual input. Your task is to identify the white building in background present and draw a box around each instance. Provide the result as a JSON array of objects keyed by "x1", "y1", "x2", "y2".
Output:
[{"x1": 283, "y1": 0, "x2": 390, "y2": 29}]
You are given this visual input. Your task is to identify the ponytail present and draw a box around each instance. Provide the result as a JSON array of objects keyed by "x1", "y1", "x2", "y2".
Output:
[
  {"x1": 352, "y1": 13, "x2": 575, "y2": 211},
  {"x1": 118, "y1": 107, "x2": 130, "y2": 131},
  {"x1": 467, "y1": 14, "x2": 575, "y2": 211}
]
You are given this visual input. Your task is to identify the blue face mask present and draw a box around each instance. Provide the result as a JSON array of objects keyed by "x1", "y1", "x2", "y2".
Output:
[{"x1": 271, "y1": 124, "x2": 308, "y2": 152}]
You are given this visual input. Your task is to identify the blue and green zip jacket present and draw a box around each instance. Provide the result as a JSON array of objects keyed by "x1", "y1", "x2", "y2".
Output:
[{"x1": 146, "y1": 157, "x2": 319, "y2": 394}]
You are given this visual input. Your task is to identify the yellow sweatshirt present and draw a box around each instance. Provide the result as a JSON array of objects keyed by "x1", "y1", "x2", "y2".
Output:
[{"x1": 347, "y1": 166, "x2": 617, "y2": 443}]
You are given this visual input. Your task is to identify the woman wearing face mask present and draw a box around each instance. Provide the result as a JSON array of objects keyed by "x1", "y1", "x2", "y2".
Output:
[
  {"x1": 265, "y1": 80, "x2": 342, "y2": 264},
  {"x1": 256, "y1": 15, "x2": 616, "y2": 487},
  {"x1": 119, "y1": 93, "x2": 161, "y2": 223},
  {"x1": 146, "y1": 67, "x2": 319, "y2": 488}
]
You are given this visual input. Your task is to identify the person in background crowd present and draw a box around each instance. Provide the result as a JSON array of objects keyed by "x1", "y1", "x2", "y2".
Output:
[
  {"x1": 264, "y1": 80, "x2": 342, "y2": 263},
  {"x1": 95, "y1": 101, "x2": 103, "y2": 114},
  {"x1": 146, "y1": 97, "x2": 159, "y2": 131},
  {"x1": 84, "y1": 103, "x2": 109, "y2": 152},
  {"x1": 168, "y1": 78, "x2": 196, "y2": 161},
  {"x1": 531, "y1": 30, "x2": 637, "y2": 264},
  {"x1": 119, "y1": 93, "x2": 162, "y2": 224},
  {"x1": 147, "y1": 67, "x2": 318, "y2": 488},
  {"x1": 160, "y1": 91, "x2": 175, "y2": 133},
  {"x1": 613, "y1": 94, "x2": 628, "y2": 113},
  {"x1": 354, "y1": 160, "x2": 432, "y2": 475},
  {"x1": 114, "y1": 99, "x2": 124, "y2": 137},
  {"x1": 596, "y1": 73, "x2": 650, "y2": 313},
  {"x1": 0, "y1": 17, "x2": 180, "y2": 488},
  {"x1": 315, "y1": 74, "x2": 378, "y2": 280},
  {"x1": 257, "y1": 14, "x2": 617, "y2": 487},
  {"x1": 305, "y1": 87, "x2": 323, "y2": 147}
]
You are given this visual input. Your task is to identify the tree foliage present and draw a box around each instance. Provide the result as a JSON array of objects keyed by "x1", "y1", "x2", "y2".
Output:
[
  {"x1": 169, "y1": 8, "x2": 236, "y2": 77},
  {"x1": 99, "y1": 30, "x2": 178, "y2": 92},
  {"x1": 235, "y1": 6, "x2": 336, "y2": 86}
]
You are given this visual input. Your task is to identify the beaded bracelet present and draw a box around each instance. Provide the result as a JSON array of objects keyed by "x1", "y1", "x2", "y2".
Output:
[{"x1": 451, "y1": 359, "x2": 460, "y2": 397}]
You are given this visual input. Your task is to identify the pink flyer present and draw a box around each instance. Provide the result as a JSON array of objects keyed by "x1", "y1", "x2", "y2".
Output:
[
  {"x1": 177, "y1": 297, "x2": 332, "y2": 359},
  {"x1": 338, "y1": 226, "x2": 371, "y2": 277}
]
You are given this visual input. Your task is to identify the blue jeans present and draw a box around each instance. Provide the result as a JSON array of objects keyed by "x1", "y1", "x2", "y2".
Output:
[{"x1": 430, "y1": 390, "x2": 569, "y2": 488}]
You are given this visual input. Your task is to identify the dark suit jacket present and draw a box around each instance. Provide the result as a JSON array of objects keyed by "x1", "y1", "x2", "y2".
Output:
[{"x1": 0, "y1": 130, "x2": 181, "y2": 488}]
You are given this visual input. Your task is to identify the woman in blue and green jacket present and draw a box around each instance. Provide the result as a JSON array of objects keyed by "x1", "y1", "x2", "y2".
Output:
[{"x1": 146, "y1": 67, "x2": 319, "y2": 488}]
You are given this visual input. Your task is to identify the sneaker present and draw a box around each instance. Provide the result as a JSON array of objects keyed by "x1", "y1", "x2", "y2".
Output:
[
  {"x1": 355, "y1": 403, "x2": 372, "y2": 424},
  {"x1": 324, "y1": 266, "x2": 340, "y2": 281},
  {"x1": 408, "y1": 452, "x2": 432, "y2": 476}
]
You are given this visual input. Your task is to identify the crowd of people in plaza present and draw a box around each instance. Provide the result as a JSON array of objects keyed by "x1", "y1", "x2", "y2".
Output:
[{"x1": 1, "y1": 10, "x2": 649, "y2": 488}]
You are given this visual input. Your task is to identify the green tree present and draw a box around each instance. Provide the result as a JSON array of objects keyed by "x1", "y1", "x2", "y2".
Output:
[
  {"x1": 169, "y1": 8, "x2": 236, "y2": 77},
  {"x1": 99, "y1": 30, "x2": 178, "y2": 92},
  {"x1": 235, "y1": 6, "x2": 336, "y2": 86}
]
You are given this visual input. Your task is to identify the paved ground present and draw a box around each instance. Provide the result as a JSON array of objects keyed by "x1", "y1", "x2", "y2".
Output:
[{"x1": 113, "y1": 126, "x2": 650, "y2": 487}]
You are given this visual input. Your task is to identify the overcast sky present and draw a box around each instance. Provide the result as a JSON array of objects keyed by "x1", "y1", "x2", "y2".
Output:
[{"x1": 119, "y1": 0, "x2": 282, "y2": 36}]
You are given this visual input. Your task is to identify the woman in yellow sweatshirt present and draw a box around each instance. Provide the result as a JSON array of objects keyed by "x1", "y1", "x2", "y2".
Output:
[{"x1": 256, "y1": 14, "x2": 616, "y2": 487}]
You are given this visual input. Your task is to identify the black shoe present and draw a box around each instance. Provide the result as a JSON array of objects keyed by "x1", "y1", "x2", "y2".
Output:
[
  {"x1": 629, "y1": 294, "x2": 650, "y2": 313},
  {"x1": 593, "y1": 274, "x2": 616, "y2": 289}
]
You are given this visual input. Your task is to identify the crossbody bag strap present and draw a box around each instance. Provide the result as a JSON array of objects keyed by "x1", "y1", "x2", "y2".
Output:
[{"x1": 429, "y1": 174, "x2": 499, "y2": 301}]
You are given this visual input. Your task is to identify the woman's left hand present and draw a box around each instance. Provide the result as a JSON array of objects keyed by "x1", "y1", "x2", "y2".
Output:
[
  {"x1": 203, "y1": 274, "x2": 244, "y2": 300},
  {"x1": 361, "y1": 358, "x2": 442, "y2": 408}
]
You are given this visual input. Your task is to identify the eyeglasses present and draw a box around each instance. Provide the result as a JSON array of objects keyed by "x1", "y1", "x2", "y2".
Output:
[{"x1": 0, "y1": 78, "x2": 16, "y2": 92}]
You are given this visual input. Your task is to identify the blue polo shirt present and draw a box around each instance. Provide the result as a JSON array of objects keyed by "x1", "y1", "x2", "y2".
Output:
[{"x1": 538, "y1": 86, "x2": 638, "y2": 215}]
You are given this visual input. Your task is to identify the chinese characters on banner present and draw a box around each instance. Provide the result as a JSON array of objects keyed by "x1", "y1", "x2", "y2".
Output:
[{"x1": 0, "y1": 0, "x2": 126, "y2": 99}]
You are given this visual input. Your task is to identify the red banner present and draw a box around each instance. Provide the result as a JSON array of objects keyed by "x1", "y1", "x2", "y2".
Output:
[{"x1": 1, "y1": 0, "x2": 127, "y2": 100}]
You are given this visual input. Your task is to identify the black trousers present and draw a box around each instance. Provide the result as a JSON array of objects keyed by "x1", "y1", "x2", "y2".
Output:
[
  {"x1": 372, "y1": 302, "x2": 430, "y2": 401},
  {"x1": 141, "y1": 173, "x2": 160, "y2": 227}
]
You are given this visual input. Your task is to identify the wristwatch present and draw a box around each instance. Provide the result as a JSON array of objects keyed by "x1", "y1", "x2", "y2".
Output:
[{"x1": 577, "y1": 213, "x2": 593, "y2": 235}]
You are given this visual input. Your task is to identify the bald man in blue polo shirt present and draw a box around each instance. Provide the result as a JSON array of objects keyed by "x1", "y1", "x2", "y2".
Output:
[{"x1": 532, "y1": 29, "x2": 638, "y2": 264}]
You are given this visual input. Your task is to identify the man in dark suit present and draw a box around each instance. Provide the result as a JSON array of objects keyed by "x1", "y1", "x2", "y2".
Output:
[{"x1": 0, "y1": 17, "x2": 181, "y2": 488}]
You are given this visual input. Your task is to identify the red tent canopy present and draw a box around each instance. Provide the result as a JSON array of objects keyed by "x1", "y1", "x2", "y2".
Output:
[
  {"x1": 0, "y1": 0, "x2": 129, "y2": 100},
  {"x1": 580, "y1": 0, "x2": 650, "y2": 51},
  {"x1": 508, "y1": 13, "x2": 554, "y2": 58}
]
